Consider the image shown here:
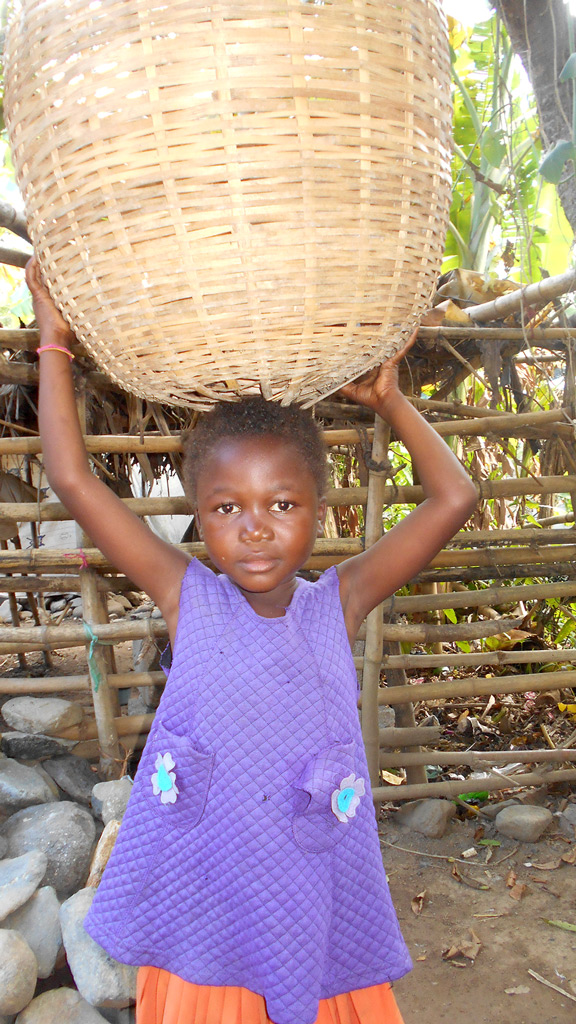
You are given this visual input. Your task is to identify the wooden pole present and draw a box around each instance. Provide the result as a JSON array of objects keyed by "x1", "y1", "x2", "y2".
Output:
[
  {"x1": 361, "y1": 415, "x2": 389, "y2": 789},
  {"x1": 379, "y1": 749, "x2": 576, "y2": 768},
  {"x1": 375, "y1": 668, "x2": 576, "y2": 706},
  {"x1": 373, "y1": 768, "x2": 576, "y2": 801},
  {"x1": 75, "y1": 392, "x2": 122, "y2": 780},
  {"x1": 381, "y1": 641, "x2": 427, "y2": 787}
]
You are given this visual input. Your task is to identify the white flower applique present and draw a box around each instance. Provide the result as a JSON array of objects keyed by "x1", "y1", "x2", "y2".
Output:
[
  {"x1": 151, "y1": 752, "x2": 179, "y2": 804},
  {"x1": 331, "y1": 773, "x2": 365, "y2": 823}
]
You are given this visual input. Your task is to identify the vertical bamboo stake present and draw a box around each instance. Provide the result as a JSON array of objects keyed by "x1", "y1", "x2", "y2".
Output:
[
  {"x1": 381, "y1": 640, "x2": 427, "y2": 787},
  {"x1": 75, "y1": 390, "x2": 122, "y2": 779},
  {"x1": 361, "y1": 415, "x2": 389, "y2": 789},
  {"x1": 1, "y1": 540, "x2": 27, "y2": 670}
]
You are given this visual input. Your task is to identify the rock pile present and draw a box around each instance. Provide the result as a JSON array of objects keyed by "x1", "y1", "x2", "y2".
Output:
[{"x1": 0, "y1": 696, "x2": 136, "y2": 1022}]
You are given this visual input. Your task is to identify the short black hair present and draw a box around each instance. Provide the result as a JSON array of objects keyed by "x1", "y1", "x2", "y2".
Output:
[{"x1": 182, "y1": 397, "x2": 328, "y2": 505}]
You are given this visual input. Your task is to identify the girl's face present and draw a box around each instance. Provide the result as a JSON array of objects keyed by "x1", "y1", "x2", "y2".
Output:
[{"x1": 195, "y1": 436, "x2": 327, "y2": 616}]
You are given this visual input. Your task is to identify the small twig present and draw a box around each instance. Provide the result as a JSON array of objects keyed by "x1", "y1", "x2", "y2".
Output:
[
  {"x1": 540, "y1": 723, "x2": 556, "y2": 750},
  {"x1": 527, "y1": 969, "x2": 576, "y2": 1004},
  {"x1": 492, "y1": 844, "x2": 521, "y2": 866},
  {"x1": 379, "y1": 837, "x2": 508, "y2": 867}
]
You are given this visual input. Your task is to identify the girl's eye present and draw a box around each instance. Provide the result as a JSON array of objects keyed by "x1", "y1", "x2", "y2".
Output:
[
  {"x1": 216, "y1": 503, "x2": 240, "y2": 515},
  {"x1": 271, "y1": 500, "x2": 294, "y2": 513}
]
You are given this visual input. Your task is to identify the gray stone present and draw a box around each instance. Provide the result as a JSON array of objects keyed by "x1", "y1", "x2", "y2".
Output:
[
  {"x1": 60, "y1": 888, "x2": 137, "y2": 1008},
  {"x1": 1, "y1": 697, "x2": 83, "y2": 737},
  {"x1": 0, "y1": 930, "x2": 37, "y2": 1015},
  {"x1": 0, "y1": 758, "x2": 57, "y2": 814},
  {"x1": 30, "y1": 766, "x2": 61, "y2": 801},
  {"x1": 395, "y1": 798, "x2": 457, "y2": 838},
  {"x1": 91, "y1": 778, "x2": 133, "y2": 824},
  {"x1": 43, "y1": 756, "x2": 100, "y2": 806},
  {"x1": 0, "y1": 851, "x2": 47, "y2": 922},
  {"x1": 3, "y1": 886, "x2": 62, "y2": 979},
  {"x1": 0, "y1": 732, "x2": 76, "y2": 760},
  {"x1": 16, "y1": 989, "x2": 111, "y2": 1024},
  {"x1": 0, "y1": 600, "x2": 13, "y2": 623},
  {"x1": 377, "y1": 706, "x2": 395, "y2": 729},
  {"x1": 16, "y1": 989, "x2": 110, "y2": 1024},
  {"x1": 0, "y1": 834, "x2": 7, "y2": 858},
  {"x1": 0, "y1": 802, "x2": 96, "y2": 899},
  {"x1": 480, "y1": 799, "x2": 520, "y2": 821},
  {"x1": 495, "y1": 805, "x2": 554, "y2": 843},
  {"x1": 560, "y1": 802, "x2": 576, "y2": 827}
]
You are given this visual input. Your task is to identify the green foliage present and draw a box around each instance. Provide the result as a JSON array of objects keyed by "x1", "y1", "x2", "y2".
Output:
[{"x1": 446, "y1": 14, "x2": 573, "y2": 279}]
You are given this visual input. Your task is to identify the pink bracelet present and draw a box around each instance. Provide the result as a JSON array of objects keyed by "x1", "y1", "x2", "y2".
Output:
[{"x1": 37, "y1": 344, "x2": 75, "y2": 361}]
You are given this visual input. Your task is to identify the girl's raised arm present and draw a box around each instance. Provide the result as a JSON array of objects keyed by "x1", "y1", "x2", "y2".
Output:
[
  {"x1": 336, "y1": 329, "x2": 478, "y2": 642},
  {"x1": 26, "y1": 259, "x2": 189, "y2": 640}
]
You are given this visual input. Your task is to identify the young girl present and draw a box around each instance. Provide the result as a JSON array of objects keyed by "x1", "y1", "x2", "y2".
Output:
[{"x1": 26, "y1": 257, "x2": 476, "y2": 1024}]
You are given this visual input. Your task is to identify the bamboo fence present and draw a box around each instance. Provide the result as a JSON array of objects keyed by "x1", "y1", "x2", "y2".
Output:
[{"x1": 1, "y1": 393, "x2": 576, "y2": 795}]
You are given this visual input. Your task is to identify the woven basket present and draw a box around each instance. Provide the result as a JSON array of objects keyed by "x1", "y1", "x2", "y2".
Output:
[{"x1": 5, "y1": 0, "x2": 451, "y2": 408}]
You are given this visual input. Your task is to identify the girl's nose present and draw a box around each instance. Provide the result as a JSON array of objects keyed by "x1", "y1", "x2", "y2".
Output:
[{"x1": 240, "y1": 511, "x2": 272, "y2": 541}]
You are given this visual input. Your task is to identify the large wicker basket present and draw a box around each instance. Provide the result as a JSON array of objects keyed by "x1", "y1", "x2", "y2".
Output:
[{"x1": 5, "y1": 0, "x2": 451, "y2": 408}]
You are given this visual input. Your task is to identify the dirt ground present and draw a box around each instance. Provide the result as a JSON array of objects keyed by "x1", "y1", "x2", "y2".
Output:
[
  {"x1": 379, "y1": 806, "x2": 576, "y2": 1024},
  {"x1": 1, "y1": 649, "x2": 575, "y2": 1022}
]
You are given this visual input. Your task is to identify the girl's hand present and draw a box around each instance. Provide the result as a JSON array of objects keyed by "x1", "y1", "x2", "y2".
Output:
[
  {"x1": 25, "y1": 257, "x2": 75, "y2": 346},
  {"x1": 338, "y1": 327, "x2": 417, "y2": 412}
]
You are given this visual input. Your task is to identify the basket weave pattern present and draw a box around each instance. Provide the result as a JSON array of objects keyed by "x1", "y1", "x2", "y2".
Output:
[{"x1": 5, "y1": 0, "x2": 451, "y2": 408}]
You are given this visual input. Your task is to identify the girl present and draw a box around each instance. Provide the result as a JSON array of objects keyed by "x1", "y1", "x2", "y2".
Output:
[{"x1": 26, "y1": 257, "x2": 476, "y2": 1024}]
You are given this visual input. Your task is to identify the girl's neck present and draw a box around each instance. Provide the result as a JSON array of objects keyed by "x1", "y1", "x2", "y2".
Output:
[{"x1": 231, "y1": 576, "x2": 299, "y2": 618}]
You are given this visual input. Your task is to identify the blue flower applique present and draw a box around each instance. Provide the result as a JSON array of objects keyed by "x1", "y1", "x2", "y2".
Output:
[
  {"x1": 151, "y1": 752, "x2": 179, "y2": 804},
  {"x1": 331, "y1": 773, "x2": 365, "y2": 823}
]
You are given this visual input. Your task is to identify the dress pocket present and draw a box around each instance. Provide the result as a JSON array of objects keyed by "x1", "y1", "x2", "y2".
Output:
[
  {"x1": 137, "y1": 720, "x2": 215, "y2": 835},
  {"x1": 115, "y1": 722, "x2": 215, "y2": 935},
  {"x1": 291, "y1": 740, "x2": 366, "y2": 854}
]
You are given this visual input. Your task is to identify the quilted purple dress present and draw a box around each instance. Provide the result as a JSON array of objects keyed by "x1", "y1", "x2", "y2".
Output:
[{"x1": 84, "y1": 560, "x2": 411, "y2": 1024}]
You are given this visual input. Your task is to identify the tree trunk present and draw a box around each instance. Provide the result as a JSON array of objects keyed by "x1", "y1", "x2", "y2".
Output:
[{"x1": 494, "y1": 0, "x2": 576, "y2": 233}]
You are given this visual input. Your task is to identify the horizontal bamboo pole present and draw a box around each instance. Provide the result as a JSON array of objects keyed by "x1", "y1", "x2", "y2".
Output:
[
  {"x1": 379, "y1": 749, "x2": 576, "y2": 769},
  {"x1": 376, "y1": 668, "x2": 576, "y2": 706},
  {"x1": 13, "y1": 475, "x2": 576, "y2": 521},
  {"x1": 421, "y1": 561, "x2": 576, "y2": 585},
  {"x1": 4, "y1": 326, "x2": 576, "y2": 354},
  {"x1": 379, "y1": 726, "x2": 442, "y2": 747},
  {"x1": 57, "y1": 712, "x2": 155, "y2": 742},
  {"x1": 373, "y1": 767, "x2": 576, "y2": 801},
  {"x1": 0, "y1": 671, "x2": 164, "y2": 695},
  {"x1": 383, "y1": 579, "x2": 576, "y2": 615},
  {"x1": 416, "y1": 326, "x2": 576, "y2": 341},
  {"x1": 449, "y1": 527, "x2": 576, "y2": 545},
  {"x1": 0, "y1": 428, "x2": 374, "y2": 457},
  {"x1": 0, "y1": 613, "x2": 527, "y2": 651},
  {"x1": 380, "y1": 648, "x2": 576, "y2": 671},
  {"x1": 467, "y1": 267, "x2": 576, "y2": 323}
]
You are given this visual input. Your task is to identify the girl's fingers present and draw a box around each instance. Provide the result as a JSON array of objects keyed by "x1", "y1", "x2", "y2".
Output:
[{"x1": 388, "y1": 326, "x2": 419, "y2": 366}]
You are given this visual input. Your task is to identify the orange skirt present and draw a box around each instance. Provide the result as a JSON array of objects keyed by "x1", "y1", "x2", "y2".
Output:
[{"x1": 137, "y1": 967, "x2": 405, "y2": 1024}]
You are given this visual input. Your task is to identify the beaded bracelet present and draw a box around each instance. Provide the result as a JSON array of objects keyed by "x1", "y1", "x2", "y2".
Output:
[{"x1": 37, "y1": 344, "x2": 75, "y2": 361}]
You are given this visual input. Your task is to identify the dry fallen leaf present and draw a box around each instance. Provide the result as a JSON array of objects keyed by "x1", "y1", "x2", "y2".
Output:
[
  {"x1": 442, "y1": 929, "x2": 482, "y2": 967},
  {"x1": 509, "y1": 882, "x2": 528, "y2": 901},
  {"x1": 505, "y1": 985, "x2": 530, "y2": 996},
  {"x1": 505, "y1": 867, "x2": 517, "y2": 888},
  {"x1": 451, "y1": 864, "x2": 491, "y2": 890},
  {"x1": 411, "y1": 890, "x2": 427, "y2": 916},
  {"x1": 530, "y1": 858, "x2": 562, "y2": 871}
]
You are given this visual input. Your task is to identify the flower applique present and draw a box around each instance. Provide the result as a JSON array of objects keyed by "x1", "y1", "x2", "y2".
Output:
[
  {"x1": 331, "y1": 773, "x2": 365, "y2": 823},
  {"x1": 151, "y1": 752, "x2": 179, "y2": 804}
]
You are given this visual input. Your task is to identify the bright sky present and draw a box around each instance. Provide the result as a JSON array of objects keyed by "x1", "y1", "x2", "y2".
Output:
[
  {"x1": 443, "y1": 0, "x2": 576, "y2": 23},
  {"x1": 442, "y1": 0, "x2": 493, "y2": 26}
]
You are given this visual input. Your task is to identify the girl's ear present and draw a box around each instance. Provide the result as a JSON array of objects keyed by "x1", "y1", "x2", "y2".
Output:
[
  {"x1": 195, "y1": 511, "x2": 203, "y2": 539},
  {"x1": 316, "y1": 497, "x2": 327, "y2": 537}
]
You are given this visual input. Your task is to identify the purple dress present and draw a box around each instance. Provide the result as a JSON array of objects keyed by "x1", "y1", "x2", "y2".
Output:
[{"x1": 84, "y1": 560, "x2": 411, "y2": 1024}]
